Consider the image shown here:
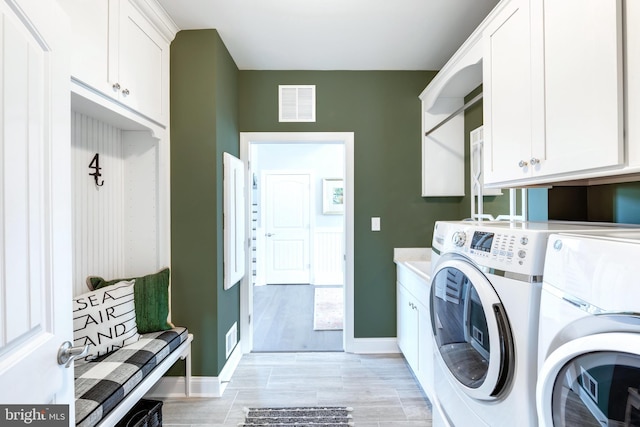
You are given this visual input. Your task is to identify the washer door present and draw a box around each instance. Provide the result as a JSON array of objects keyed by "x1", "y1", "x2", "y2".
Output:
[
  {"x1": 537, "y1": 332, "x2": 640, "y2": 427},
  {"x1": 430, "y1": 257, "x2": 514, "y2": 401}
]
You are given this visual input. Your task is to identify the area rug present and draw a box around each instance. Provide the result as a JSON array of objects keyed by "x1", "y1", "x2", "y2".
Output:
[
  {"x1": 313, "y1": 287, "x2": 343, "y2": 330},
  {"x1": 240, "y1": 406, "x2": 353, "y2": 426}
]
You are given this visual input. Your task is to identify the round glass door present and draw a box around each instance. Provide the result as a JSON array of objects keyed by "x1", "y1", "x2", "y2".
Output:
[
  {"x1": 430, "y1": 257, "x2": 513, "y2": 400},
  {"x1": 538, "y1": 333, "x2": 640, "y2": 427}
]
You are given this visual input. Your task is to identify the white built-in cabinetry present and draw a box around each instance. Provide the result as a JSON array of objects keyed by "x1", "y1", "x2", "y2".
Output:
[
  {"x1": 59, "y1": 0, "x2": 178, "y2": 295},
  {"x1": 396, "y1": 263, "x2": 434, "y2": 398},
  {"x1": 422, "y1": 0, "x2": 640, "y2": 191},
  {"x1": 483, "y1": 0, "x2": 625, "y2": 187},
  {"x1": 626, "y1": 0, "x2": 640, "y2": 171},
  {"x1": 61, "y1": 0, "x2": 171, "y2": 126}
]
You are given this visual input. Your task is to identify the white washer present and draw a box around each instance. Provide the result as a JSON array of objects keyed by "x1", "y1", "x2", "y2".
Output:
[
  {"x1": 429, "y1": 221, "x2": 638, "y2": 427},
  {"x1": 537, "y1": 231, "x2": 640, "y2": 427}
]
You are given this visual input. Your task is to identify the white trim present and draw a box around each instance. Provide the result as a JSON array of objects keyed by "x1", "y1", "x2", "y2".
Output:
[
  {"x1": 348, "y1": 338, "x2": 401, "y2": 354},
  {"x1": 145, "y1": 339, "x2": 243, "y2": 398},
  {"x1": 240, "y1": 132, "x2": 354, "y2": 354}
]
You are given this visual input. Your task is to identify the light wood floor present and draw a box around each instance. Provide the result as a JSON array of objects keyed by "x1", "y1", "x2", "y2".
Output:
[
  {"x1": 161, "y1": 352, "x2": 433, "y2": 426},
  {"x1": 253, "y1": 284, "x2": 343, "y2": 352}
]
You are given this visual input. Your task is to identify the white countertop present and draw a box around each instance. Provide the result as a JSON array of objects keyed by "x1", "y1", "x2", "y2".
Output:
[{"x1": 394, "y1": 247, "x2": 432, "y2": 282}]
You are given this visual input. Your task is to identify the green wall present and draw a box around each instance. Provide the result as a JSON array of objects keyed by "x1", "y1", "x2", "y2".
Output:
[
  {"x1": 238, "y1": 71, "x2": 466, "y2": 337},
  {"x1": 170, "y1": 29, "x2": 240, "y2": 376},
  {"x1": 169, "y1": 31, "x2": 512, "y2": 375}
]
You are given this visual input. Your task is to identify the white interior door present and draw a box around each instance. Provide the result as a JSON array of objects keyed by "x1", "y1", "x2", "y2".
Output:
[
  {"x1": 0, "y1": 0, "x2": 74, "y2": 410},
  {"x1": 264, "y1": 173, "x2": 311, "y2": 284}
]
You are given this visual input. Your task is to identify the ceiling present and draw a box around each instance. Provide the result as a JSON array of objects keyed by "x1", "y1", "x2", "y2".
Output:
[{"x1": 156, "y1": 0, "x2": 500, "y2": 70}]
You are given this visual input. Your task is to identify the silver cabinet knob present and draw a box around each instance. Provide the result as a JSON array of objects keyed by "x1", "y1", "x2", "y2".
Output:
[
  {"x1": 530, "y1": 158, "x2": 540, "y2": 166},
  {"x1": 112, "y1": 83, "x2": 121, "y2": 91},
  {"x1": 122, "y1": 88, "x2": 130, "y2": 96},
  {"x1": 57, "y1": 341, "x2": 89, "y2": 368},
  {"x1": 518, "y1": 160, "x2": 528, "y2": 168},
  {"x1": 265, "y1": 233, "x2": 275, "y2": 237}
]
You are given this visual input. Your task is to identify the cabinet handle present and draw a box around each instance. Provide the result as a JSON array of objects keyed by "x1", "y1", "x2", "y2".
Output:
[
  {"x1": 518, "y1": 160, "x2": 528, "y2": 168},
  {"x1": 112, "y1": 83, "x2": 121, "y2": 91},
  {"x1": 530, "y1": 157, "x2": 540, "y2": 166},
  {"x1": 122, "y1": 88, "x2": 130, "y2": 96}
]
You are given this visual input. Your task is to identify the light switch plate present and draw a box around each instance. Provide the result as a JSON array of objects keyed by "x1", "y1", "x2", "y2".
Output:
[{"x1": 371, "y1": 217, "x2": 381, "y2": 231}]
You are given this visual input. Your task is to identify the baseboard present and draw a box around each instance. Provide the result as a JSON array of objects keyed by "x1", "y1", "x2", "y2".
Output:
[
  {"x1": 346, "y1": 337, "x2": 400, "y2": 354},
  {"x1": 145, "y1": 340, "x2": 243, "y2": 398}
]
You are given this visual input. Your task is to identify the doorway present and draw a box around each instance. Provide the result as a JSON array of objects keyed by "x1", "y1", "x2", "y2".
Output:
[{"x1": 240, "y1": 132, "x2": 354, "y2": 353}]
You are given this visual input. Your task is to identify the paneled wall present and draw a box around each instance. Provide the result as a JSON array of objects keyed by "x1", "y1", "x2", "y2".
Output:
[
  {"x1": 71, "y1": 112, "x2": 160, "y2": 297},
  {"x1": 313, "y1": 228, "x2": 344, "y2": 285},
  {"x1": 71, "y1": 112, "x2": 126, "y2": 295}
]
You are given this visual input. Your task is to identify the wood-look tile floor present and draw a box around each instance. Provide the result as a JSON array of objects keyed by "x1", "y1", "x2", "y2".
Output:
[{"x1": 161, "y1": 352, "x2": 433, "y2": 426}]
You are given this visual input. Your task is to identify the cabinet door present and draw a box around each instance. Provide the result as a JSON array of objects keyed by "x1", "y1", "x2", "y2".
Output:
[
  {"x1": 118, "y1": 0, "x2": 168, "y2": 124},
  {"x1": 483, "y1": 0, "x2": 533, "y2": 185},
  {"x1": 59, "y1": 0, "x2": 115, "y2": 97},
  {"x1": 535, "y1": 0, "x2": 623, "y2": 177},
  {"x1": 416, "y1": 299, "x2": 434, "y2": 396},
  {"x1": 627, "y1": 0, "x2": 640, "y2": 167},
  {"x1": 397, "y1": 283, "x2": 419, "y2": 370}
]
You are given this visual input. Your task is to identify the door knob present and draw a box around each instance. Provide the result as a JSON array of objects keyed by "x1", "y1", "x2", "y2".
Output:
[
  {"x1": 266, "y1": 233, "x2": 275, "y2": 237},
  {"x1": 530, "y1": 157, "x2": 540, "y2": 166},
  {"x1": 57, "y1": 341, "x2": 89, "y2": 368},
  {"x1": 518, "y1": 160, "x2": 528, "y2": 168}
]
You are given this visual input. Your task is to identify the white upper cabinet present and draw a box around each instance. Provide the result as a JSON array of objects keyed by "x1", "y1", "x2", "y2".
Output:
[
  {"x1": 60, "y1": 0, "x2": 172, "y2": 126},
  {"x1": 483, "y1": 0, "x2": 533, "y2": 184},
  {"x1": 483, "y1": 0, "x2": 624, "y2": 187},
  {"x1": 627, "y1": 0, "x2": 640, "y2": 168}
]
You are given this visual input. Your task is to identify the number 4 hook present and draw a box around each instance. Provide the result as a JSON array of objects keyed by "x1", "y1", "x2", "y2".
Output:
[{"x1": 88, "y1": 153, "x2": 104, "y2": 187}]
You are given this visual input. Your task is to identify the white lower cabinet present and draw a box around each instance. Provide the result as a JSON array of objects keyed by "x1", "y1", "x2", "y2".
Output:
[
  {"x1": 397, "y1": 283, "x2": 420, "y2": 369},
  {"x1": 396, "y1": 264, "x2": 433, "y2": 397}
]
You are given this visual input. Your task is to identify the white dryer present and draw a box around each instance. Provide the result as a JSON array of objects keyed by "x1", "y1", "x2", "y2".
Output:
[
  {"x1": 430, "y1": 221, "x2": 640, "y2": 427},
  {"x1": 537, "y1": 231, "x2": 640, "y2": 427}
]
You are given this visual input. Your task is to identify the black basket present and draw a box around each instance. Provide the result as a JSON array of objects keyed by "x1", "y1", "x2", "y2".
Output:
[{"x1": 115, "y1": 399, "x2": 163, "y2": 427}]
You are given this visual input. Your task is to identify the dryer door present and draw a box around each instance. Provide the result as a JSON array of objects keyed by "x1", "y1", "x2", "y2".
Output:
[
  {"x1": 430, "y1": 257, "x2": 514, "y2": 401},
  {"x1": 537, "y1": 332, "x2": 640, "y2": 427}
]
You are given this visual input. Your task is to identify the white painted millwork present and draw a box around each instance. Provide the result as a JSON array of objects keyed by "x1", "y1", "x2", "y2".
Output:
[
  {"x1": 59, "y1": 0, "x2": 174, "y2": 126},
  {"x1": 395, "y1": 262, "x2": 434, "y2": 399},
  {"x1": 482, "y1": 0, "x2": 533, "y2": 184},
  {"x1": 223, "y1": 153, "x2": 246, "y2": 290},
  {"x1": 483, "y1": 0, "x2": 625, "y2": 187},
  {"x1": 0, "y1": 0, "x2": 74, "y2": 413},
  {"x1": 627, "y1": 0, "x2": 640, "y2": 169},
  {"x1": 240, "y1": 132, "x2": 355, "y2": 354},
  {"x1": 70, "y1": 113, "x2": 166, "y2": 297}
]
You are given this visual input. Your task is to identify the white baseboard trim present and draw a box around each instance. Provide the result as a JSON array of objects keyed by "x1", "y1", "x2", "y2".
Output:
[
  {"x1": 145, "y1": 340, "x2": 244, "y2": 398},
  {"x1": 347, "y1": 338, "x2": 400, "y2": 354}
]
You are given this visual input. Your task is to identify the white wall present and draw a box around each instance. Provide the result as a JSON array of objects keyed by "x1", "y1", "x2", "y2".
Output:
[{"x1": 71, "y1": 112, "x2": 161, "y2": 296}]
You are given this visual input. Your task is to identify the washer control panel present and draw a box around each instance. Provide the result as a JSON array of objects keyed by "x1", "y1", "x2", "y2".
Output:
[{"x1": 433, "y1": 221, "x2": 550, "y2": 275}]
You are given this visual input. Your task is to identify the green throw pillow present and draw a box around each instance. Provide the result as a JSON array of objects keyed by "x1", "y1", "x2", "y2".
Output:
[{"x1": 87, "y1": 268, "x2": 173, "y2": 334}]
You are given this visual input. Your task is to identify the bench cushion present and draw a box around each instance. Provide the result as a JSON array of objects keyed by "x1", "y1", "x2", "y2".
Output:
[{"x1": 74, "y1": 327, "x2": 188, "y2": 427}]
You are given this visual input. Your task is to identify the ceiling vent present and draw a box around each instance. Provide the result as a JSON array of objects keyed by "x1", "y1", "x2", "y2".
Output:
[{"x1": 279, "y1": 85, "x2": 316, "y2": 122}]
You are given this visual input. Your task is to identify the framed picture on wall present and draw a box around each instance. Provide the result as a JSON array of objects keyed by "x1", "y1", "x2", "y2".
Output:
[{"x1": 322, "y1": 178, "x2": 344, "y2": 215}]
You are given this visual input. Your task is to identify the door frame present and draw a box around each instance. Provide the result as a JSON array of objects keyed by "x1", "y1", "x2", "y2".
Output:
[{"x1": 240, "y1": 132, "x2": 354, "y2": 353}]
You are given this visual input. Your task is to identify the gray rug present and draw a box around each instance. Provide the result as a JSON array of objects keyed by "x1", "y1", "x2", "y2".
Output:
[{"x1": 240, "y1": 406, "x2": 354, "y2": 426}]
